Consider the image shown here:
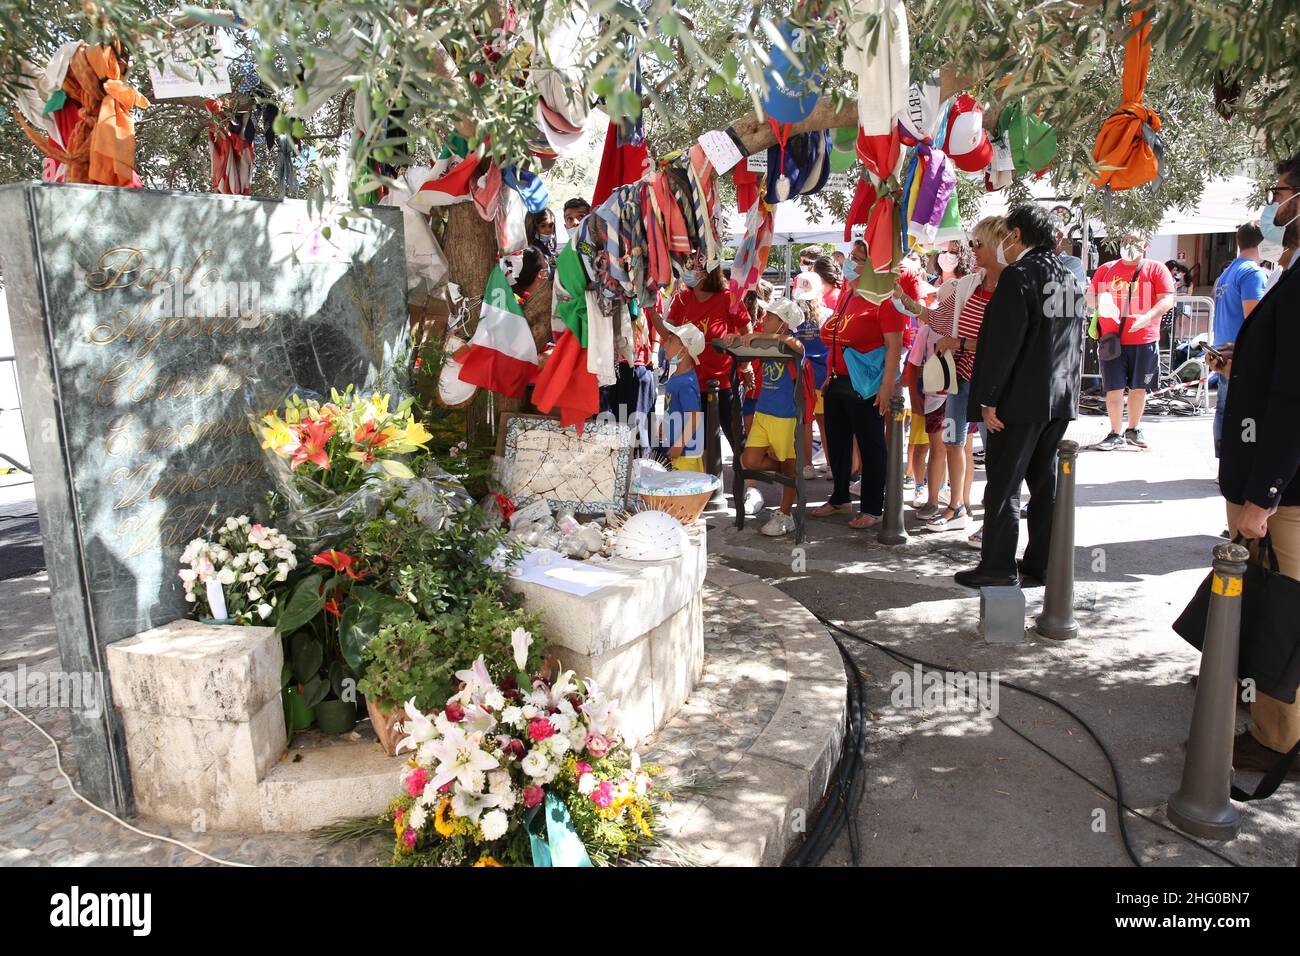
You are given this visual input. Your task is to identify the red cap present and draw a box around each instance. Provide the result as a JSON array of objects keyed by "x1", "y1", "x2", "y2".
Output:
[{"x1": 953, "y1": 133, "x2": 993, "y2": 173}]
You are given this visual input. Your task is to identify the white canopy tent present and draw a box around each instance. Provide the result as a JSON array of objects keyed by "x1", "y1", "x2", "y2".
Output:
[
  {"x1": 724, "y1": 194, "x2": 855, "y2": 247},
  {"x1": 975, "y1": 175, "x2": 1257, "y2": 237},
  {"x1": 724, "y1": 176, "x2": 1255, "y2": 246}
]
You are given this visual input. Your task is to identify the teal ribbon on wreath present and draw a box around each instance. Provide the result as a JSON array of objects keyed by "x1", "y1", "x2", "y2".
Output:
[{"x1": 523, "y1": 791, "x2": 593, "y2": 867}]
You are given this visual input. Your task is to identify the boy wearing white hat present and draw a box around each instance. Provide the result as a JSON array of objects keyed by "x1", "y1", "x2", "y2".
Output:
[
  {"x1": 661, "y1": 322, "x2": 707, "y2": 472},
  {"x1": 727, "y1": 299, "x2": 806, "y2": 536}
]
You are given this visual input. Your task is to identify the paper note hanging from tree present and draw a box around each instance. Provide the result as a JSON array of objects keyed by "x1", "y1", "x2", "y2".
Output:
[
  {"x1": 498, "y1": 414, "x2": 632, "y2": 514},
  {"x1": 697, "y1": 130, "x2": 744, "y2": 174}
]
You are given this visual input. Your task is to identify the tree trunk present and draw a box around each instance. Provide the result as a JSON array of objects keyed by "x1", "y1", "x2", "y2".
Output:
[{"x1": 442, "y1": 203, "x2": 499, "y2": 444}]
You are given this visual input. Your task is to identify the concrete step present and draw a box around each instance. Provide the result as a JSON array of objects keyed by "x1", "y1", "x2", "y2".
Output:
[{"x1": 258, "y1": 737, "x2": 400, "y2": 831}]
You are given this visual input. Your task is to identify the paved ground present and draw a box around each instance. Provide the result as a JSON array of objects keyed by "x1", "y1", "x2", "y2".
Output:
[
  {"x1": 705, "y1": 408, "x2": 1300, "y2": 867},
  {"x1": 3, "y1": 406, "x2": 1298, "y2": 867}
]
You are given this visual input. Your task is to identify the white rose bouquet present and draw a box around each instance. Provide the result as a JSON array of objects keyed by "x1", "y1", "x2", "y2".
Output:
[{"x1": 178, "y1": 515, "x2": 298, "y2": 624}]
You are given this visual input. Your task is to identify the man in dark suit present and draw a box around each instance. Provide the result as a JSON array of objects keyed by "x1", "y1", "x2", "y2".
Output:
[
  {"x1": 955, "y1": 204, "x2": 1086, "y2": 589},
  {"x1": 1211, "y1": 152, "x2": 1300, "y2": 773}
]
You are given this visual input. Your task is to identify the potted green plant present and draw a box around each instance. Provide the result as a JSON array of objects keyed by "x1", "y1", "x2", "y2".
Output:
[
  {"x1": 274, "y1": 549, "x2": 414, "y2": 735},
  {"x1": 358, "y1": 592, "x2": 545, "y2": 754},
  {"x1": 315, "y1": 662, "x2": 359, "y2": 734}
]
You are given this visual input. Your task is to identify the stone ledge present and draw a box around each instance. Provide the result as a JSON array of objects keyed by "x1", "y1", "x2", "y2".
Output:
[
  {"x1": 258, "y1": 739, "x2": 396, "y2": 832},
  {"x1": 661, "y1": 560, "x2": 847, "y2": 866},
  {"x1": 107, "y1": 619, "x2": 283, "y2": 724},
  {"x1": 508, "y1": 531, "x2": 707, "y2": 658}
]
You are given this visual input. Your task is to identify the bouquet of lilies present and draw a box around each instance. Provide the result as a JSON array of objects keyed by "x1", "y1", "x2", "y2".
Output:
[
  {"x1": 383, "y1": 630, "x2": 664, "y2": 867},
  {"x1": 260, "y1": 386, "x2": 432, "y2": 490},
  {"x1": 179, "y1": 516, "x2": 298, "y2": 624},
  {"x1": 256, "y1": 386, "x2": 433, "y2": 550}
]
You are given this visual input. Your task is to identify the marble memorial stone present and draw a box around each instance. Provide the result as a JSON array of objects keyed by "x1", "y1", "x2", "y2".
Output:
[{"x1": 0, "y1": 182, "x2": 410, "y2": 812}]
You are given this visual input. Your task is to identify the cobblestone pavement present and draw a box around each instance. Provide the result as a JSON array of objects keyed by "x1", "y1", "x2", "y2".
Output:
[
  {"x1": 644, "y1": 582, "x2": 785, "y2": 789},
  {"x1": 0, "y1": 573, "x2": 783, "y2": 866}
]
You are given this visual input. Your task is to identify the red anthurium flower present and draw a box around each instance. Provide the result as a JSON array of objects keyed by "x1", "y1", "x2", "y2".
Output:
[
  {"x1": 312, "y1": 549, "x2": 363, "y2": 580},
  {"x1": 323, "y1": 597, "x2": 342, "y2": 618},
  {"x1": 291, "y1": 418, "x2": 334, "y2": 471}
]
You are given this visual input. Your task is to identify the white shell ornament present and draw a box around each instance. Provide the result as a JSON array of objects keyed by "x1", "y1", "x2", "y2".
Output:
[
  {"x1": 436, "y1": 335, "x2": 478, "y2": 409},
  {"x1": 613, "y1": 510, "x2": 688, "y2": 562}
]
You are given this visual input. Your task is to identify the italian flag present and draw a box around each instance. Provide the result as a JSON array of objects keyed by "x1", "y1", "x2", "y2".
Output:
[
  {"x1": 532, "y1": 245, "x2": 599, "y2": 429},
  {"x1": 458, "y1": 265, "x2": 539, "y2": 400}
]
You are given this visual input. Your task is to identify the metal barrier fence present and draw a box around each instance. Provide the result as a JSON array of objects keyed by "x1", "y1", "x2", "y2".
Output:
[{"x1": 1166, "y1": 295, "x2": 1214, "y2": 372}]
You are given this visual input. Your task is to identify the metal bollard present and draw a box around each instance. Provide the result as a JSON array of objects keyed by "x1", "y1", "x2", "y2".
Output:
[
  {"x1": 1035, "y1": 440, "x2": 1079, "y2": 640},
  {"x1": 703, "y1": 380, "x2": 726, "y2": 504},
  {"x1": 878, "y1": 393, "x2": 909, "y2": 545},
  {"x1": 1166, "y1": 541, "x2": 1250, "y2": 841}
]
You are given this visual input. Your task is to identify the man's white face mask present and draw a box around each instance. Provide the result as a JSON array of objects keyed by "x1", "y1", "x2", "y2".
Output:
[{"x1": 1120, "y1": 241, "x2": 1144, "y2": 263}]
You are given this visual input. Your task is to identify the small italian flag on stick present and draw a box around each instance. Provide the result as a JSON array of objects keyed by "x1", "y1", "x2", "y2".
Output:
[{"x1": 458, "y1": 265, "x2": 539, "y2": 399}]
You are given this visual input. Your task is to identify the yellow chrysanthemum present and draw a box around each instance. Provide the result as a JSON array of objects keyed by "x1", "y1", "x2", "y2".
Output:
[{"x1": 473, "y1": 856, "x2": 503, "y2": 867}]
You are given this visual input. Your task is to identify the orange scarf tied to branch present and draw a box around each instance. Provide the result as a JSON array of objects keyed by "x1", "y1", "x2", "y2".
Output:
[
  {"x1": 1091, "y1": 9, "x2": 1162, "y2": 192},
  {"x1": 16, "y1": 43, "x2": 149, "y2": 186}
]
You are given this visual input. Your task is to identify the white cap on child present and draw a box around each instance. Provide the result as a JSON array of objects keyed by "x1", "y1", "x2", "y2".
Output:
[
  {"x1": 768, "y1": 298, "x2": 804, "y2": 332},
  {"x1": 664, "y1": 322, "x2": 706, "y2": 359}
]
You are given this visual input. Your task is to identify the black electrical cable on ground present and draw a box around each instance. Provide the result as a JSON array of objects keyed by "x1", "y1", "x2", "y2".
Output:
[
  {"x1": 813, "y1": 637, "x2": 867, "y2": 862},
  {"x1": 815, "y1": 613, "x2": 1242, "y2": 868},
  {"x1": 787, "y1": 630, "x2": 870, "y2": 867}
]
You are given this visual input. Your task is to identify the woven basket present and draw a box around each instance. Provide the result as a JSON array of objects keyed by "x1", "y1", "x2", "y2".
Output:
[{"x1": 640, "y1": 490, "x2": 712, "y2": 525}]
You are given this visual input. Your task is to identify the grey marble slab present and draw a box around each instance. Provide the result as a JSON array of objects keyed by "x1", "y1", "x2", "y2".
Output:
[{"x1": 0, "y1": 182, "x2": 410, "y2": 812}]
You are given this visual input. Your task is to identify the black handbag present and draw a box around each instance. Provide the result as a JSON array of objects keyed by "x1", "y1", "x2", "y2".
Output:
[
  {"x1": 1097, "y1": 273, "x2": 1135, "y2": 362},
  {"x1": 824, "y1": 298, "x2": 860, "y2": 401},
  {"x1": 1097, "y1": 327, "x2": 1123, "y2": 362},
  {"x1": 1173, "y1": 534, "x2": 1300, "y2": 704}
]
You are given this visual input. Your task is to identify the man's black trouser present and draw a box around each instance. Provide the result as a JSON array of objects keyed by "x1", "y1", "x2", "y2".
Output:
[{"x1": 979, "y1": 416, "x2": 1071, "y2": 576}]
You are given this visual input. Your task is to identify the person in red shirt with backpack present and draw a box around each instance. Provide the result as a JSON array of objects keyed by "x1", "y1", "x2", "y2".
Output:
[{"x1": 811, "y1": 240, "x2": 907, "y2": 529}]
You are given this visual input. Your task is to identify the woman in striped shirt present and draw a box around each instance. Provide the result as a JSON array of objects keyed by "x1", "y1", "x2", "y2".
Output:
[{"x1": 899, "y1": 216, "x2": 1009, "y2": 532}]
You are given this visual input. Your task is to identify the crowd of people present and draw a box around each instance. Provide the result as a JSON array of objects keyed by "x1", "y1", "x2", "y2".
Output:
[
  {"x1": 632, "y1": 202, "x2": 1085, "y2": 592},
  {"x1": 511, "y1": 155, "x2": 1300, "y2": 774}
]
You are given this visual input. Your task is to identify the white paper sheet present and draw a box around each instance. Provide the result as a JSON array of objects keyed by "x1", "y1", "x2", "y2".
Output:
[
  {"x1": 697, "y1": 130, "x2": 744, "y2": 175},
  {"x1": 509, "y1": 549, "x2": 626, "y2": 597}
]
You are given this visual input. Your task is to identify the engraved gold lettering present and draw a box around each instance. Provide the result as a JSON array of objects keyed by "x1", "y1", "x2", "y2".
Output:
[{"x1": 84, "y1": 247, "x2": 146, "y2": 292}]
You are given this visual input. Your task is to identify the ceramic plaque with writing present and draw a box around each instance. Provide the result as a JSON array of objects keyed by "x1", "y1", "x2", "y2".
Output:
[
  {"x1": 499, "y1": 414, "x2": 632, "y2": 515},
  {"x1": 0, "y1": 183, "x2": 410, "y2": 650}
]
